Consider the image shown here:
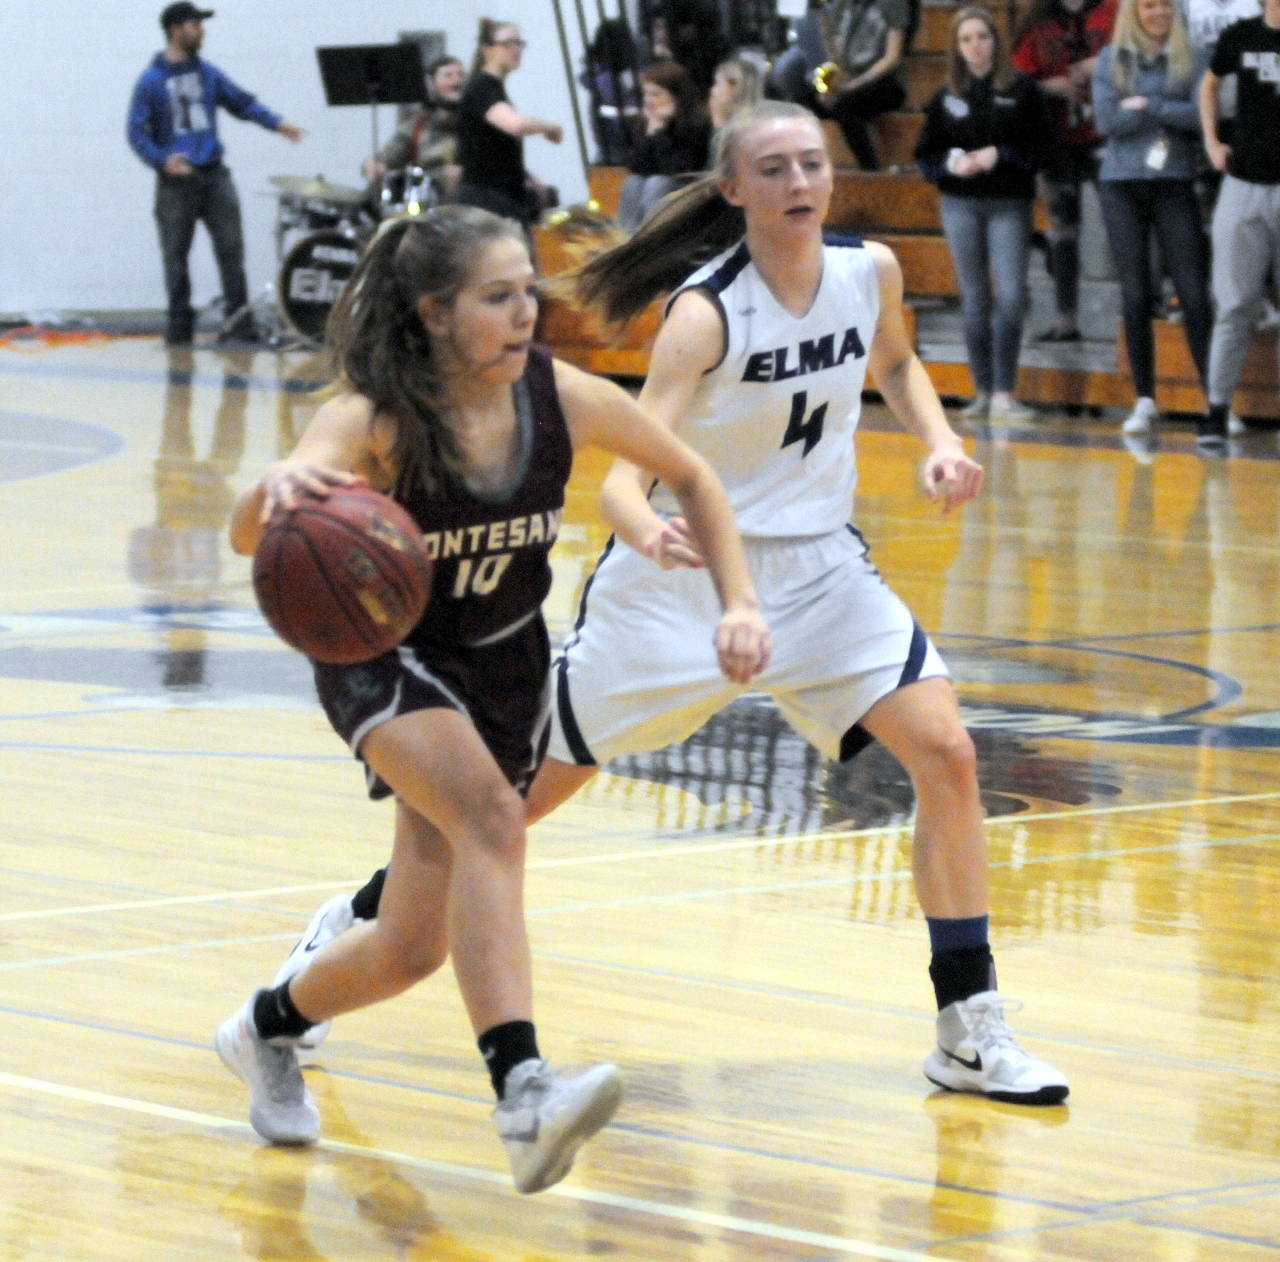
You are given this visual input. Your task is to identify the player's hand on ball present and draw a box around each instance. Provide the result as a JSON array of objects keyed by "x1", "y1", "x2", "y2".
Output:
[
  {"x1": 922, "y1": 446, "x2": 983, "y2": 513},
  {"x1": 645, "y1": 517, "x2": 705, "y2": 570},
  {"x1": 260, "y1": 462, "x2": 366, "y2": 520},
  {"x1": 714, "y1": 605, "x2": 772, "y2": 684}
]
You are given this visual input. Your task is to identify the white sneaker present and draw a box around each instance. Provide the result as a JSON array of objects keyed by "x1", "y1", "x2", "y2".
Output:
[
  {"x1": 1121, "y1": 397, "x2": 1159, "y2": 434},
  {"x1": 272, "y1": 893, "x2": 358, "y2": 1048},
  {"x1": 922, "y1": 990, "x2": 1069, "y2": 1106},
  {"x1": 989, "y1": 396, "x2": 1034, "y2": 422},
  {"x1": 1227, "y1": 411, "x2": 1246, "y2": 437},
  {"x1": 960, "y1": 393, "x2": 991, "y2": 419},
  {"x1": 215, "y1": 994, "x2": 321, "y2": 1144},
  {"x1": 494, "y1": 1058, "x2": 622, "y2": 1193}
]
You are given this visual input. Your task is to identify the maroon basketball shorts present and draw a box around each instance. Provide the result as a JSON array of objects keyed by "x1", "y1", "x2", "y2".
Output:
[{"x1": 314, "y1": 614, "x2": 552, "y2": 800}]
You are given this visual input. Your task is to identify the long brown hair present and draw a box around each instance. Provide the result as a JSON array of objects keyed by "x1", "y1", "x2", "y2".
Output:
[
  {"x1": 325, "y1": 207, "x2": 528, "y2": 496},
  {"x1": 642, "y1": 60, "x2": 707, "y2": 127},
  {"x1": 947, "y1": 7, "x2": 1016, "y2": 96},
  {"x1": 573, "y1": 100, "x2": 820, "y2": 324}
]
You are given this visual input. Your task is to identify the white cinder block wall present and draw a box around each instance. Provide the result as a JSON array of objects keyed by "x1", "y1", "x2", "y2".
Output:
[{"x1": 0, "y1": 0, "x2": 594, "y2": 316}]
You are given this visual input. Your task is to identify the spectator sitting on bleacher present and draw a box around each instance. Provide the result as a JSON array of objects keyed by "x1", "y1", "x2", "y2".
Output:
[
  {"x1": 618, "y1": 61, "x2": 711, "y2": 232},
  {"x1": 771, "y1": 0, "x2": 910, "y2": 171},
  {"x1": 1013, "y1": 0, "x2": 1119, "y2": 341},
  {"x1": 815, "y1": 0, "x2": 911, "y2": 170},
  {"x1": 916, "y1": 6, "x2": 1050, "y2": 421},
  {"x1": 1093, "y1": 0, "x2": 1212, "y2": 438}
]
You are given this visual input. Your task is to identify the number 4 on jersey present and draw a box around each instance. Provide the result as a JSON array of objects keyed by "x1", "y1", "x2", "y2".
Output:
[{"x1": 781, "y1": 391, "x2": 828, "y2": 457}]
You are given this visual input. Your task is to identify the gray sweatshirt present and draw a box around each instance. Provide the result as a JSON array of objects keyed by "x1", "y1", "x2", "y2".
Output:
[{"x1": 1092, "y1": 45, "x2": 1207, "y2": 181}]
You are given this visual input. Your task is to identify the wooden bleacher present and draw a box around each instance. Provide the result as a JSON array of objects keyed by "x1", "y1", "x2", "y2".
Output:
[
  {"x1": 540, "y1": 0, "x2": 1256, "y2": 414},
  {"x1": 1119, "y1": 319, "x2": 1279, "y2": 419}
]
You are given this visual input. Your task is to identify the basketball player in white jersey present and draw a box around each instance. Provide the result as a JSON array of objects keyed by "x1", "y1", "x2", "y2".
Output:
[{"x1": 278, "y1": 102, "x2": 1069, "y2": 1106}]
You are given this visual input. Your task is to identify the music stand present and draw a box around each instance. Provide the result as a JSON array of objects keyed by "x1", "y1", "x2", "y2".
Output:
[{"x1": 316, "y1": 43, "x2": 426, "y2": 161}]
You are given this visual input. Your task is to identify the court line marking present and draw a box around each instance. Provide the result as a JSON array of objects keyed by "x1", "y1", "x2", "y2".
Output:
[
  {"x1": 0, "y1": 788, "x2": 1276, "y2": 924},
  {"x1": 0, "y1": 1068, "x2": 948, "y2": 1261},
  {"x1": 0, "y1": 997, "x2": 1274, "y2": 1228}
]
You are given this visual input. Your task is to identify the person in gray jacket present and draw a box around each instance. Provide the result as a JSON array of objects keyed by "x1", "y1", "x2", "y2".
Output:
[{"x1": 1093, "y1": 0, "x2": 1211, "y2": 436}]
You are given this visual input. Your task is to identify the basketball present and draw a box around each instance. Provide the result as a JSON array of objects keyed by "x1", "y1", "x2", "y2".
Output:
[{"x1": 253, "y1": 486, "x2": 433, "y2": 664}]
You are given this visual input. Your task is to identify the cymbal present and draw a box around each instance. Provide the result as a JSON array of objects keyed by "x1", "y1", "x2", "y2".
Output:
[{"x1": 268, "y1": 174, "x2": 365, "y2": 204}]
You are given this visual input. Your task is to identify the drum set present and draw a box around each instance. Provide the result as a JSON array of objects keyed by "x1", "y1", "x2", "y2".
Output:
[{"x1": 258, "y1": 167, "x2": 439, "y2": 345}]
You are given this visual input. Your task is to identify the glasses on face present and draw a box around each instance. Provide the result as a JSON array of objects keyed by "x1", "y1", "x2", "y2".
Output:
[{"x1": 493, "y1": 38, "x2": 527, "y2": 48}]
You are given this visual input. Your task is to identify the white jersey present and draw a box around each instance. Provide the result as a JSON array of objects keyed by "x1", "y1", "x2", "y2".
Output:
[{"x1": 648, "y1": 236, "x2": 880, "y2": 537}]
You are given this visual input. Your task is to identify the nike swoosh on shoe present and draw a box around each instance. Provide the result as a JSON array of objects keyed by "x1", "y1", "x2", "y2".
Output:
[{"x1": 942, "y1": 1048, "x2": 982, "y2": 1072}]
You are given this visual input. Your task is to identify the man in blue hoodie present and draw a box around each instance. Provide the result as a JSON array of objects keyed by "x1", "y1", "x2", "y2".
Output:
[{"x1": 127, "y1": 4, "x2": 304, "y2": 345}]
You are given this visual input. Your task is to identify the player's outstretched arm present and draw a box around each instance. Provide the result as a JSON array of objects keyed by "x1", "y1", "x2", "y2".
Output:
[
  {"x1": 591, "y1": 288, "x2": 725, "y2": 568},
  {"x1": 555, "y1": 351, "x2": 771, "y2": 684},
  {"x1": 864, "y1": 242, "x2": 984, "y2": 513}
]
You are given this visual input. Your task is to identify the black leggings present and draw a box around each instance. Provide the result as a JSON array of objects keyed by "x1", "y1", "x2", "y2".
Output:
[
  {"x1": 827, "y1": 75, "x2": 906, "y2": 171},
  {"x1": 1098, "y1": 179, "x2": 1212, "y2": 399}
]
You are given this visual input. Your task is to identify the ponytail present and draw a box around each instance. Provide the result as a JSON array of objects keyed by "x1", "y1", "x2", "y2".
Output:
[
  {"x1": 570, "y1": 100, "x2": 820, "y2": 324},
  {"x1": 573, "y1": 177, "x2": 742, "y2": 323},
  {"x1": 326, "y1": 207, "x2": 526, "y2": 495}
]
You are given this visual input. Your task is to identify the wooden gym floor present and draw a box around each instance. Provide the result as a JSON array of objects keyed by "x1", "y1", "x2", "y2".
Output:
[{"x1": 1, "y1": 334, "x2": 1278, "y2": 1260}]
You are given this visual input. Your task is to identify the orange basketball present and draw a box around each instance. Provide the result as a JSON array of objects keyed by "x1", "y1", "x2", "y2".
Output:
[{"x1": 253, "y1": 486, "x2": 433, "y2": 663}]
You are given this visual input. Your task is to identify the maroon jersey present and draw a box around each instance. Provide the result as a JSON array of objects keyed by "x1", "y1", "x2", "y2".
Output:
[
  {"x1": 313, "y1": 347, "x2": 572, "y2": 798},
  {"x1": 398, "y1": 345, "x2": 573, "y2": 651}
]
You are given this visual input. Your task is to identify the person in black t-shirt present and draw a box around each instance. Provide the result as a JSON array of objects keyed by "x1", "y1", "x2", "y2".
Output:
[
  {"x1": 456, "y1": 18, "x2": 564, "y2": 228},
  {"x1": 1197, "y1": 0, "x2": 1280, "y2": 448}
]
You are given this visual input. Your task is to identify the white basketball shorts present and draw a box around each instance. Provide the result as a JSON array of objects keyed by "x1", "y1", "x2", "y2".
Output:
[{"x1": 548, "y1": 525, "x2": 948, "y2": 765}]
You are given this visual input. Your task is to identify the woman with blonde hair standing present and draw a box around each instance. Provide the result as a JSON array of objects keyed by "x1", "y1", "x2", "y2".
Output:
[
  {"x1": 1092, "y1": 0, "x2": 1211, "y2": 435},
  {"x1": 916, "y1": 7, "x2": 1049, "y2": 420}
]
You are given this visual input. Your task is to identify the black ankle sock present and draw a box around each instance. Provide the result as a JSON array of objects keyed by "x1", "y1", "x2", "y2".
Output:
[
  {"x1": 253, "y1": 982, "x2": 315, "y2": 1041},
  {"x1": 478, "y1": 1020, "x2": 540, "y2": 1099},
  {"x1": 350, "y1": 867, "x2": 387, "y2": 921},
  {"x1": 929, "y1": 946, "x2": 996, "y2": 1011}
]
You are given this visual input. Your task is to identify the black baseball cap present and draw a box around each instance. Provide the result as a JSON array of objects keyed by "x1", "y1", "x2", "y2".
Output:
[{"x1": 161, "y1": 3, "x2": 214, "y2": 29}]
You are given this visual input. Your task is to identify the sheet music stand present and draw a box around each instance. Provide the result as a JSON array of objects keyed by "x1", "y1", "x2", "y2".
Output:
[{"x1": 316, "y1": 43, "x2": 426, "y2": 161}]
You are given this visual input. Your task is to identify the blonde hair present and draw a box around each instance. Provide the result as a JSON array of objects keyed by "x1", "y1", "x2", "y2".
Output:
[
  {"x1": 947, "y1": 7, "x2": 1015, "y2": 96},
  {"x1": 572, "y1": 100, "x2": 821, "y2": 324},
  {"x1": 1109, "y1": 0, "x2": 1193, "y2": 92},
  {"x1": 711, "y1": 57, "x2": 765, "y2": 127}
]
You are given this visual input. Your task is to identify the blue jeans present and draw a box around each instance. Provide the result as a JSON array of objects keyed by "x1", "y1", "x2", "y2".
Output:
[
  {"x1": 618, "y1": 173, "x2": 682, "y2": 231},
  {"x1": 154, "y1": 163, "x2": 248, "y2": 341},
  {"x1": 1098, "y1": 179, "x2": 1211, "y2": 399},
  {"x1": 939, "y1": 195, "x2": 1032, "y2": 394}
]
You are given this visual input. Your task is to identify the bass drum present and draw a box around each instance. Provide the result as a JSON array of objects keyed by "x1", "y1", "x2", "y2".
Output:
[{"x1": 277, "y1": 229, "x2": 364, "y2": 341}]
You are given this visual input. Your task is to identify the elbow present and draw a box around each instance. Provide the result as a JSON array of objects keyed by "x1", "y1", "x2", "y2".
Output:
[
  {"x1": 228, "y1": 523, "x2": 258, "y2": 557},
  {"x1": 228, "y1": 498, "x2": 265, "y2": 556},
  {"x1": 668, "y1": 459, "x2": 714, "y2": 512}
]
